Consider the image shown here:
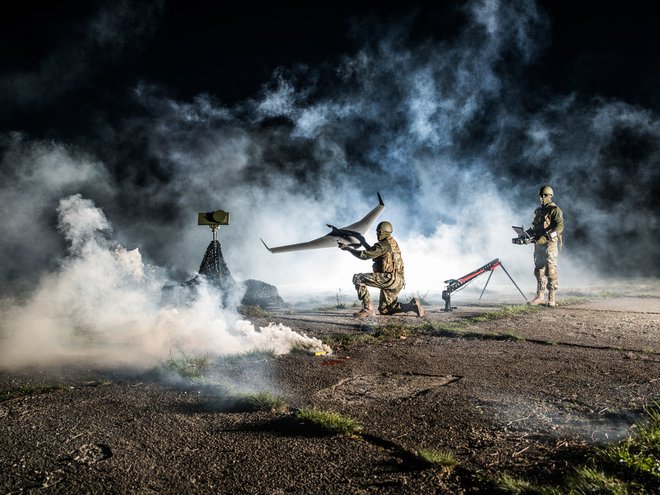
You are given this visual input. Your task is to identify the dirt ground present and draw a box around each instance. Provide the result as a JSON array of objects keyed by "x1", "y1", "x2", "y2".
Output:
[{"x1": 2, "y1": 284, "x2": 660, "y2": 494}]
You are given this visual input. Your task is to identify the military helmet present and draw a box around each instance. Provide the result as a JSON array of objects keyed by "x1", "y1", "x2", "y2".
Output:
[
  {"x1": 376, "y1": 221, "x2": 393, "y2": 234},
  {"x1": 539, "y1": 185, "x2": 554, "y2": 197}
]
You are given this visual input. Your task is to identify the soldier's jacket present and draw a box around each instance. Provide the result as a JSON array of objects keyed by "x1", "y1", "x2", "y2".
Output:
[
  {"x1": 530, "y1": 202, "x2": 564, "y2": 245},
  {"x1": 358, "y1": 237, "x2": 405, "y2": 277}
]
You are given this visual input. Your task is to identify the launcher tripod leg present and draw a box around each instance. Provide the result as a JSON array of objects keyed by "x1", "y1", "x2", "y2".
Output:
[
  {"x1": 500, "y1": 263, "x2": 528, "y2": 303},
  {"x1": 479, "y1": 269, "x2": 495, "y2": 300}
]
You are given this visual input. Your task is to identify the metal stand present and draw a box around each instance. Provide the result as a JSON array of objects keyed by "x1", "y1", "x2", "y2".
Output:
[
  {"x1": 442, "y1": 258, "x2": 527, "y2": 311},
  {"x1": 479, "y1": 262, "x2": 528, "y2": 303}
]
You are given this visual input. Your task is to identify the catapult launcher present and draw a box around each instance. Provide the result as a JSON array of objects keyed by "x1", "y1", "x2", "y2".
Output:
[{"x1": 442, "y1": 258, "x2": 527, "y2": 311}]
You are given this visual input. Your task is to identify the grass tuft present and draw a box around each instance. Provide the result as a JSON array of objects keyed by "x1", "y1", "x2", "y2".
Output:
[
  {"x1": 599, "y1": 403, "x2": 660, "y2": 484},
  {"x1": 565, "y1": 467, "x2": 629, "y2": 495},
  {"x1": 374, "y1": 322, "x2": 415, "y2": 340},
  {"x1": 416, "y1": 448, "x2": 458, "y2": 470},
  {"x1": 403, "y1": 290, "x2": 431, "y2": 305},
  {"x1": 494, "y1": 474, "x2": 561, "y2": 494},
  {"x1": 163, "y1": 352, "x2": 210, "y2": 382},
  {"x1": 322, "y1": 332, "x2": 376, "y2": 348},
  {"x1": 295, "y1": 408, "x2": 362, "y2": 435},
  {"x1": 492, "y1": 403, "x2": 660, "y2": 493}
]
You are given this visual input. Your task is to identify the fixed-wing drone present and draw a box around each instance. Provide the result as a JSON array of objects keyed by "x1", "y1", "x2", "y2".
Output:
[{"x1": 261, "y1": 193, "x2": 385, "y2": 254}]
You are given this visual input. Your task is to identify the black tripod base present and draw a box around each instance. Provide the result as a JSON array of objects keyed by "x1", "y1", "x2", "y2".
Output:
[{"x1": 441, "y1": 290, "x2": 456, "y2": 312}]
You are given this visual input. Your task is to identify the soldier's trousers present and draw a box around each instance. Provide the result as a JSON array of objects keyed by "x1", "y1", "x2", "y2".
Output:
[
  {"x1": 352, "y1": 272, "x2": 404, "y2": 315},
  {"x1": 533, "y1": 241, "x2": 559, "y2": 291}
]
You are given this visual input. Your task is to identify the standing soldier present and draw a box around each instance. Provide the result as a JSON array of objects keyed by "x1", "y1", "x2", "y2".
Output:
[
  {"x1": 527, "y1": 185, "x2": 564, "y2": 307},
  {"x1": 338, "y1": 221, "x2": 424, "y2": 318}
]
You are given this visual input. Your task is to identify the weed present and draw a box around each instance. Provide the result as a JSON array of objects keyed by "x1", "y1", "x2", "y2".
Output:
[
  {"x1": 565, "y1": 467, "x2": 629, "y2": 494},
  {"x1": 599, "y1": 404, "x2": 660, "y2": 484},
  {"x1": 322, "y1": 333, "x2": 376, "y2": 348},
  {"x1": 374, "y1": 322, "x2": 416, "y2": 340},
  {"x1": 557, "y1": 296, "x2": 591, "y2": 306},
  {"x1": 492, "y1": 403, "x2": 660, "y2": 494},
  {"x1": 494, "y1": 474, "x2": 561, "y2": 494},
  {"x1": 466, "y1": 305, "x2": 538, "y2": 323},
  {"x1": 403, "y1": 290, "x2": 431, "y2": 305},
  {"x1": 295, "y1": 408, "x2": 362, "y2": 435},
  {"x1": 163, "y1": 352, "x2": 210, "y2": 382},
  {"x1": 335, "y1": 288, "x2": 346, "y2": 309},
  {"x1": 416, "y1": 448, "x2": 458, "y2": 470}
]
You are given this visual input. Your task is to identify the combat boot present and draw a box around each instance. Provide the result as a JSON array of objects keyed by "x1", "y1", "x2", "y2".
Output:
[
  {"x1": 353, "y1": 302, "x2": 375, "y2": 318},
  {"x1": 410, "y1": 298, "x2": 425, "y2": 317},
  {"x1": 547, "y1": 290, "x2": 557, "y2": 308},
  {"x1": 528, "y1": 290, "x2": 545, "y2": 306}
]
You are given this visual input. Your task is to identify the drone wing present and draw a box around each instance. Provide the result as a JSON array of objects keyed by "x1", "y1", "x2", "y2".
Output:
[{"x1": 261, "y1": 193, "x2": 385, "y2": 254}]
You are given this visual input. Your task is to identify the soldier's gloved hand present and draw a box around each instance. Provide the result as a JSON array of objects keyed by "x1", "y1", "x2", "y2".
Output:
[{"x1": 337, "y1": 241, "x2": 349, "y2": 250}]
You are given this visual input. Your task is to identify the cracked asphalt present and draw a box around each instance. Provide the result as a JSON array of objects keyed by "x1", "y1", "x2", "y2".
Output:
[{"x1": 1, "y1": 287, "x2": 659, "y2": 493}]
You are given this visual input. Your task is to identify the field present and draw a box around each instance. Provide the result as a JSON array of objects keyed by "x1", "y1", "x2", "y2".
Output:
[{"x1": 1, "y1": 283, "x2": 659, "y2": 493}]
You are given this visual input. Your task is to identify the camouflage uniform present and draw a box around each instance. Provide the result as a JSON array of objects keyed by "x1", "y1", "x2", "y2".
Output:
[
  {"x1": 340, "y1": 221, "x2": 423, "y2": 318},
  {"x1": 528, "y1": 202, "x2": 564, "y2": 303},
  {"x1": 352, "y1": 236, "x2": 406, "y2": 314}
]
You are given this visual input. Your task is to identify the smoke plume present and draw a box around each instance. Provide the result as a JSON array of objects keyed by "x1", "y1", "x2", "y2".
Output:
[
  {"x1": 1, "y1": 0, "x2": 659, "y2": 367},
  {"x1": 0, "y1": 195, "x2": 329, "y2": 369}
]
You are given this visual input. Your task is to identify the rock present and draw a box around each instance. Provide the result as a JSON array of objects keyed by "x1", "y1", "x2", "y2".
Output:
[{"x1": 242, "y1": 279, "x2": 285, "y2": 308}]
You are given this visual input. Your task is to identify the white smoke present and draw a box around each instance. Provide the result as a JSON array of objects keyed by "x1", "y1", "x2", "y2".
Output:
[
  {"x1": 1, "y1": 0, "x2": 659, "y2": 309},
  {"x1": 0, "y1": 195, "x2": 329, "y2": 370}
]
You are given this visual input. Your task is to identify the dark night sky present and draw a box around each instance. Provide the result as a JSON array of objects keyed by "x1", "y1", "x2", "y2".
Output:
[{"x1": 1, "y1": 1, "x2": 659, "y2": 136}]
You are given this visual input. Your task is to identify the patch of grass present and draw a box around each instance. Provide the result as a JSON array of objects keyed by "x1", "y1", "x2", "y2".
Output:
[
  {"x1": 557, "y1": 296, "x2": 591, "y2": 306},
  {"x1": 416, "y1": 448, "x2": 458, "y2": 470},
  {"x1": 374, "y1": 322, "x2": 416, "y2": 340},
  {"x1": 494, "y1": 474, "x2": 561, "y2": 494},
  {"x1": 0, "y1": 384, "x2": 65, "y2": 403},
  {"x1": 599, "y1": 404, "x2": 660, "y2": 484},
  {"x1": 429, "y1": 322, "x2": 525, "y2": 342},
  {"x1": 422, "y1": 305, "x2": 540, "y2": 343},
  {"x1": 295, "y1": 408, "x2": 362, "y2": 435},
  {"x1": 163, "y1": 352, "x2": 210, "y2": 382},
  {"x1": 492, "y1": 404, "x2": 660, "y2": 494},
  {"x1": 237, "y1": 392, "x2": 288, "y2": 413},
  {"x1": 566, "y1": 467, "x2": 629, "y2": 494},
  {"x1": 466, "y1": 304, "x2": 538, "y2": 323},
  {"x1": 322, "y1": 332, "x2": 376, "y2": 348}
]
